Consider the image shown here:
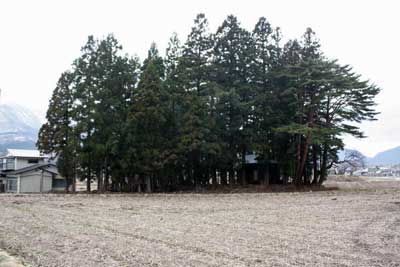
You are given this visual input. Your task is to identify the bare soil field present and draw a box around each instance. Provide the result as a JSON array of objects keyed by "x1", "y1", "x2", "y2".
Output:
[
  {"x1": 0, "y1": 177, "x2": 399, "y2": 267},
  {"x1": 0, "y1": 250, "x2": 25, "y2": 267}
]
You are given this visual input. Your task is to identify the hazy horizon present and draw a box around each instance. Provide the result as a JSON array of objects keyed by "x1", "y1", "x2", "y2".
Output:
[{"x1": 1, "y1": 0, "x2": 399, "y2": 157}]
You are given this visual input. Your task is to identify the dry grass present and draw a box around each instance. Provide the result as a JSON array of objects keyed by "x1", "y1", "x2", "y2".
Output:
[{"x1": 0, "y1": 177, "x2": 399, "y2": 267}]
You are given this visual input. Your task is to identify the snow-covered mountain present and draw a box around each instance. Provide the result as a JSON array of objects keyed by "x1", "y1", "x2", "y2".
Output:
[{"x1": 0, "y1": 103, "x2": 42, "y2": 153}]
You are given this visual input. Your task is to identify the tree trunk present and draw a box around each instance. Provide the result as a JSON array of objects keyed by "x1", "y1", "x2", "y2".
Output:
[
  {"x1": 229, "y1": 169, "x2": 235, "y2": 186},
  {"x1": 72, "y1": 173, "x2": 76, "y2": 193},
  {"x1": 312, "y1": 145, "x2": 318, "y2": 184},
  {"x1": 318, "y1": 143, "x2": 329, "y2": 185},
  {"x1": 178, "y1": 171, "x2": 185, "y2": 188},
  {"x1": 97, "y1": 170, "x2": 102, "y2": 192},
  {"x1": 240, "y1": 149, "x2": 246, "y2": 185},
  {"x1": 86, "y1": 168, "x2": 91, "y2": 192},
  {"x1": 211, "y1": 168, "x2": 217, "y2": 186},
  {"x1": 104, "y1": 172, "x2": 109, "y2": 192},
  {"x1": 220, "y1": 170, "x2": 227, "y2": 185},
  {"x1": 295, "y1": 134, "x2": 302, "y2": 185},
  {"x1": 64, "y1": 170, "x2": 70, "y2": 193},
  {"x1": 295, "y1": 103, "x2": 316, "y2": 185},
  {"x1": 145, "y1": 175, "x2": 152, "y2": 193},
  {"x1": 263, "y1": 164, "x2": 270, "y2": 185},
  {"x1": 297, "y1": 133, "x2": 312, "y2": 185},
  {"x1": 104, "y1": 157, "x2": 109, "y2": 192},
  {"x1": 71, "y1": 160, "x2": 77, "y2": 193}
]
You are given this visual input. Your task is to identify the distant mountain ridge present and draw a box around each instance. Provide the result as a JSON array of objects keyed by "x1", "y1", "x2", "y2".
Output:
[
  {"x1": 0, "y1": 103, "x2": 41, "y2": 154},
  {"x1": 367, "y1": 146, "x2": 400, "y2": 166},
  {"x1": 339, "y1": 147, "x2": 400, "y2": 166}
]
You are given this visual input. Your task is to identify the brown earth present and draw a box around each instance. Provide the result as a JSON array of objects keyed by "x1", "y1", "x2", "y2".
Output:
[{"x1": 0, "y1": 176, "x2": 399, "y2": 267}]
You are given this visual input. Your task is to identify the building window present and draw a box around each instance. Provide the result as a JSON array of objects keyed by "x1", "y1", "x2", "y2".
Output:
[
  {"x1": 6, "y1": 179, "x2": 17, "y2": 192},
  {"x1": 2, "y1": 159, "x2": 16, "y2": 170},
  {"x1": 28, "y1": 159, "x2": 39, "y2": 164}
]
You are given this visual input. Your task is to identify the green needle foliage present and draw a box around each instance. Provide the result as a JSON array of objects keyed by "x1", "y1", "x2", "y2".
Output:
[{"x1": 38, "y1": 14, "x2": 380, "y2": 191}]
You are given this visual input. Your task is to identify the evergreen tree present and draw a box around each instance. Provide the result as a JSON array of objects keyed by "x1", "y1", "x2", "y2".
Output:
[
  {"x1": 71, "y1": 35, "x2": 140, "y2": 191},
  {"x1": 251, "y1": 17, "x2": 282, "y2": 166},
  {"x1": 213, "y1": 15, "x2": 254, "y2": 184},
  {"x1": 128, "y1": 50, "x2": 169, "y2": 191},
  {"x1": 37, "y1": 71, "x2": 76, "y2": 191},
  {"x1": 71, "y1": 35, "x2": 99, "y2": 191},
  {"x1": 177, "y1": 14, "x2": 218, "y2": 187},
  {"x1": 163, "y1": 33, "x2": 186, "y2": 187},
  {"x1": 141, "y1": 42, "x2": 165, "y2": 78},
  {"x1": 39, "y1": 15, "x2": 381, "y2": 191},
  {"x1": 314, "y1": 61, "x2": 380, "y2": 184}
]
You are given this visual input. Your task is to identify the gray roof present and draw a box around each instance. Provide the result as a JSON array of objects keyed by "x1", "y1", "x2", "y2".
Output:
[
  {"x1": 0, "y1": 149, "x2": 47, "y2": 159},
  {"x1": 7, "y1": 163, "x2": 59, "y2": 175},
  {"x1": 245, "y1": 154, "x2": 278, "y2": 164},
  {"x1": 245, "y1": 154, "x2": 258, "y2": 164}
]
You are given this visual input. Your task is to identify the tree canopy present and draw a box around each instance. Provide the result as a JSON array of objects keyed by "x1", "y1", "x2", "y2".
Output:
[{"x1": 38, "y1": 14, "x2": 380, "y2": 192}]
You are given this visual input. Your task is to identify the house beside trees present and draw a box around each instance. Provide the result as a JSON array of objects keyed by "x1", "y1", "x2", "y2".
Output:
[
  {"x1": 37, "y1": 14, "x2": 380, "y2": 192},
  {"x1": 0, "y1": 149, "x2": 66, "y2": 193}
]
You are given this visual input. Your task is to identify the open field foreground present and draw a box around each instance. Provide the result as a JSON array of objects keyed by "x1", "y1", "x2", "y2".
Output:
[
  {"x1": 0, "y1": 250, "x2": 24, "y2": 267},
  {"x1": 0, "y1": 177, "x2": 400, "y2": 267}
]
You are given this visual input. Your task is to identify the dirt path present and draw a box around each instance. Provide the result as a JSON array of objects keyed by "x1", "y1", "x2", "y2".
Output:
[{"x1": 0, "y1": 178, "x2": 399, "y2": 266}]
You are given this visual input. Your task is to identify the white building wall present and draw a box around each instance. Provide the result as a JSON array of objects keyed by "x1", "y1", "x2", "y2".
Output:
[
  {"x1": 4, "y1": 176, "x2": 18, "y2": 193},
  {"x1": 19, "y1": 170, "x2": 52, "y2": 193},
  {"x1": 15, "y1": 158, "x2": 45, "y2": 170},
  {"x1": 42, "y1": 172, "x2": 53, "y2": 192}
]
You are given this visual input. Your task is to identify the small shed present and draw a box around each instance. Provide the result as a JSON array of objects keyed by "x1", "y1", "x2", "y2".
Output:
[
  {"x1": 243, "y1": 154, "x2": 281, "y2": 185},
  {"x1": 4, "y1": 163, "x2": 66, "y2": 193}
]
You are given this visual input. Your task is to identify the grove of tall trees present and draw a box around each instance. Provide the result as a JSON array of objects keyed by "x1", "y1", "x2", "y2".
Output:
[{"x1": 37, "y1": 14, "x2": 380, "y2": 192}]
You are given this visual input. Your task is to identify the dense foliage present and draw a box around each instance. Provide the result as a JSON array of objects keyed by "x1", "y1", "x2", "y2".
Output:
[{"x1": 37, "y1": 14, "x2": 380, "y2": 191}]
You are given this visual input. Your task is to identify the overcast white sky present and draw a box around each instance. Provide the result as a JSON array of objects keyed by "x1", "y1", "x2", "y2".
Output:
[{"x1": 0, "y1": 0, "x2": 399, "y2": 157}]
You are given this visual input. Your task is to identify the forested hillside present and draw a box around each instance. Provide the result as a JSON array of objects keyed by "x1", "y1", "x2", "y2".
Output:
[{"x1": 37, "y1": 14, "x2": 380, "y2": 191}]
